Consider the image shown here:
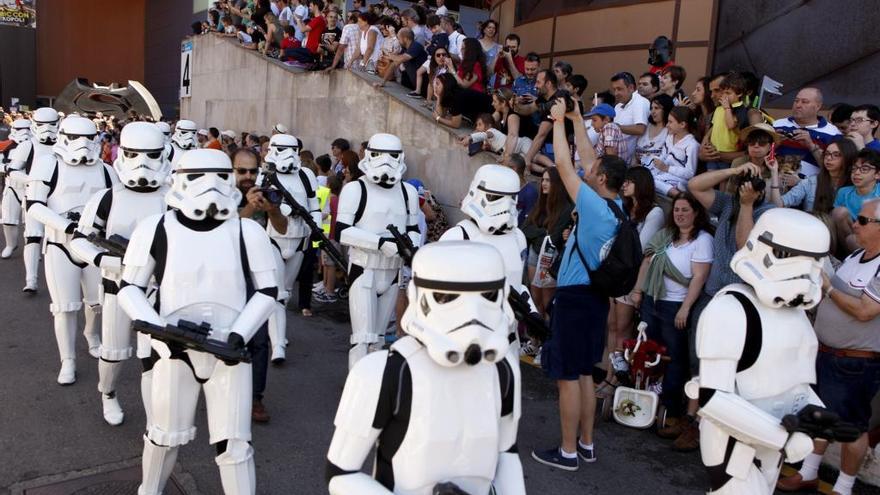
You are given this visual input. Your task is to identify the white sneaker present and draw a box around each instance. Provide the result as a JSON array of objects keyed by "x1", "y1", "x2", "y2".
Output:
[
  {"x1": 1, "y1": 245, "x2": 16, "y2": 258},
  {"x1": 102, "y1": 392, "x2": 124, "y2": 426},
  {"x1": 271, "y1": 345, "x2": 286, "y2": 364},
  {"x1": 312, "y1": 281, "x2": 325, "y2": 291},
  {"x1": 57, "y1": 359, "x2": 76, "y2": 385}
]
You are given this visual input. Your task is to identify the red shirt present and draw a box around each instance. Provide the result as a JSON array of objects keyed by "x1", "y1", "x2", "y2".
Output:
[
  {"x1": 493, "y1": 53, "x2": 525, "y2": 89},
  {"x1": 458, "y1": 62, "x2": 485, "y2": 93},
  {"x1": 328, "y1": 194, "x2": 339, "y2": 239},
  {"x1": 304, "y1": 16, "x2": 327, "y2": 54},
  {"x1": 649, "y1": 60, "x2": 675, "y2": 74},
  {"x1": 281, "y1": 37, "x2": 300, "y2": 50}
]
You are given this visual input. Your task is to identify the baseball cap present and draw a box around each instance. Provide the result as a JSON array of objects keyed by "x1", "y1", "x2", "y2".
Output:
[
  {"x1": 197, "y1": 128, "x2": 209, "y2": 137},
  {"x1": 584, "y1": 103, "x2": 616, "y2": 119},
  {"x1": 221, "y1": 129, "x2": 237, "y2": 139},
  {"x1": 273, "y1": 123, "x2": 289, "y2": 134}
]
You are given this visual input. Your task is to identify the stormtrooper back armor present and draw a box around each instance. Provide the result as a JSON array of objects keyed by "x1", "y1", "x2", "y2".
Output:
[
  {"x1": 117, "y1": 149, "x2": 277, "y2": 495},
  {"x1": 688, "y1": 209, "x2": 832, "y2": 494},
  {"x1": 327, "y1": 242, "x2": 525, "y2": 495}
]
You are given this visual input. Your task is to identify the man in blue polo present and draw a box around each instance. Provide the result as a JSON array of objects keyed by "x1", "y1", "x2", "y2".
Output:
[{"x1": 531, "y1": 97, "x2": 626, "y2": 471}]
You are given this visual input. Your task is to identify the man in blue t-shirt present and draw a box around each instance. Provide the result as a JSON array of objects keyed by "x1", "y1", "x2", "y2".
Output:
[
  {"x1": 833, "y1": 148, "x2": 880, "y2": 252},
  {"x1": 373, "y1": 27, "x2": 427, "y2": 91},
  {"x1": 530, "y1": 97, "x2": 626, "y2": 471}
]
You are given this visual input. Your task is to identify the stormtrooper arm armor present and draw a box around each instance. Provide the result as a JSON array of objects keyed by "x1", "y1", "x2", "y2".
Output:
[
  {"x1": 25, "y1": 158, "x2": 72, "y2": 233},
  {"x1": 69, "y1": 190, "x2": 119, "y2": 270},
  {"x1": 493, "y1": 355, "x2": 526, "y2": 495},
  {"x1": 327, "y1": 352, "x2": 390, "y2": 495},
  {"x1": 118, "y1": 215, "x2": 165, "y2": 327},
  {"x1": 337, "y1": 181, "x2": 382, "y2": 250},
  {"x1": 693, "y1": 294, "x2": 810, "y2": 459},
  {"x1": 5, "y1": 142, "x2": 30, "y2": 188},
  {"x1": 403, "y1": 182, "x2": 422, "y2": 248},
  {"x1": 305, "y1": 168, "x2": 323, "y2": 228},
  {"x1": 228, "y1": 219, "x2": 279, "y2": 343}
]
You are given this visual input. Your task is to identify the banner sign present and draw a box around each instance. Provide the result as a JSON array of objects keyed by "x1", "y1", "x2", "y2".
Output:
[
  {"x1": 180, "y1": 39, "x2": 193, "y2": 99},
  {"x1": 0, "y1": 0, "x2": 36, "y2": 29}
]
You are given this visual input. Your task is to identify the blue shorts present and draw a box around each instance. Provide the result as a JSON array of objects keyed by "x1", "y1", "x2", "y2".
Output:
[
  {"x1": 816, "y1": 350, "x2": 880, "y2": 432},
  {"x1": 541, "y1": 285, "x2": 609, "y2": 381},
  {"x1": 705, "y1": 160, "x2": 731, "y2": 171}
]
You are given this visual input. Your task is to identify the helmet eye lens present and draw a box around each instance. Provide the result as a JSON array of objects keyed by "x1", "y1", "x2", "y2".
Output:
[
  {"x1": 147, "y1": 151, "x2": 162, "y2": 159},
  {"x1": 481, "y1": 290, "x2": 499, "y2": 302},
  {"x1": 772, "y1": 247, "x2": 795, "y2": 260},
  {"x1": 124, "y1": 150, "x2": 138, "y2": 159},
  {"x1": 432, "y1": 292, "x2": 459, "y2": 304},
  {"x1": 217, "y1": 173, "x2": 229, "y2": 180},
  {"x1": 187, "y1": 173, "x2": 204, "y2": 181},
  {"x1": 388, "y1": 152, "x2": 399, "y2": 159},
  {"x1": 486, "y1": 194, "x2": 504, "y2": 202}
]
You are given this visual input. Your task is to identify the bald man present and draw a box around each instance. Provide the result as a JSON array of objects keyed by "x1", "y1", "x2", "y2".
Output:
[
  {"x1": 372, "y1": 27, "x2": 427, "y2": 90},
  {"x1": 773, "y1": 87, "x2": 841, "y2": 176}
]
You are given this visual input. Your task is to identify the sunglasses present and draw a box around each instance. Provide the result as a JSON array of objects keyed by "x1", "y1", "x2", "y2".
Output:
[
  {"x1": 856, "y1": 215, "x2": 880, "y2": 226},
  {"x1": 235, "y1": 167, "x2": 258, "y2": 175}
]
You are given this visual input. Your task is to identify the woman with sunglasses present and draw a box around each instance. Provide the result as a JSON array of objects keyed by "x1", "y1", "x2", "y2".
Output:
[{"x1": 770, "y1": 138, "x2": 856, "y2": 214}]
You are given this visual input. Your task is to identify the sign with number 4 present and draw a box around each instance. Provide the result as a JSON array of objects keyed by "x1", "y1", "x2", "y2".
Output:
[{"x1": 180, "y1": 40, "x2": 193, "y2": 98}]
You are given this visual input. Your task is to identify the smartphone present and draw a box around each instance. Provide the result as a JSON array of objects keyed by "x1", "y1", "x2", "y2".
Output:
[{"x1": 769, "y1": 143, "x2": 776, "y2": 162}]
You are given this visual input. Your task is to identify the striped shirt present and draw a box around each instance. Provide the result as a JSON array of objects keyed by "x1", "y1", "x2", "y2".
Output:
[{"x1": 772, "y1": 116, "x2": 841, "y2": 176}]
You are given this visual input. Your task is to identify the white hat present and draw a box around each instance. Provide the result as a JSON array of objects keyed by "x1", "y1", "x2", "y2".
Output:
[
  {"x1": 273, "y1": 123, "x2": 289, "y2": 134},
  {"x1": 197, "y1": 128, "x2": 209, "y2": 137},
  {"x1": 221, "y1": 129, "x2": 236, "y2": 139}
]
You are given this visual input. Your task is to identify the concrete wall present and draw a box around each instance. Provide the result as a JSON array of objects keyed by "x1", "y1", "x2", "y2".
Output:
[{"x1": 181, "y1": 34, "x2": 496, "y2": 215}]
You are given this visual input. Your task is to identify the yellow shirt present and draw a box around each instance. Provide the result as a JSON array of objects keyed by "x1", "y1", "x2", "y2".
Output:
[{"x1": 709, "y1": 101, "x2": 744, "y2": 152}]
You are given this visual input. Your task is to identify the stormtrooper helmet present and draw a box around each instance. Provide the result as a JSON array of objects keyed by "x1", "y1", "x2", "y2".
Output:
[
  {"x1": 358, "y1": 133, "x2": 406, "y2": 186},
  {"x1": 9, "y1": 119, "x2": 31, "y2": 144},
  {"x1": 402, "y1": 241, "x2": 513, "y2": 367},
  {"x1": 114, "y1": 122, "x2": 168, "y2": 189},
  {"x1": 31, "y1": 107, "x2": 60, "y2": 145},
  {"x1": 155, "y1": 121, "x2": 172, "y2": 144},
  {"x1": 264, "y1": 133, "x2": 302, "y2": 173},
  {"x1": 730, "y1": 208, "x2": 830, "y2": 309},
  {"x1": 166, "y1": 149, "x2": 241, "y2": 221},
  {"x1": 53, "y1": 116, "x2": 100, "y2": 166},
  {"x1": 171, "y1": 120, "x2": 198, "y2": 150},
  {"x1": 460, "y1": 164, "x2": 520, "y2": 234},
  {"x1": 648, "y1": 35, "x2": 673, "y2": 67}
]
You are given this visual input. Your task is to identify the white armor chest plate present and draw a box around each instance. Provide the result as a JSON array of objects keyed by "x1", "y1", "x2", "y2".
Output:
[
  {"x1": 32, "y1": 142, "x2": 55, "y2": 161},
  {"x1": 268, "y1": 171, "x2": 309, "y2": 241},
  {"x1": 159, "y1": 215, "x2": 247, "y2": 338},
  {"x1": 48, "y1": 163, "x2": 108, "y2": 217},
  {"x1": 170, "y1": 144, "x2": 188, "y2": 168},
  {"x1": 357, "y1": 183, "x2": 410, "y2": 235},
  {"x1": 393, "y1": 348, "x2": 501, "y2": 495},
  {"x1": 728, "y1": 287, "x2": 818, "y2": 405},
  {"x1": 459, "y1": 221, "x2": 525, "y2": 289},
  {"x1": 106, "y1": 187, "x2": 168, "y2": 239}
]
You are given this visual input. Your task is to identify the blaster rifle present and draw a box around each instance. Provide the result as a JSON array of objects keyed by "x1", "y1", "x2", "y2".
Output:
[
  {"x1": 132, "y1": 319, "x2": 252, "y2": 364},
  {"x1": 782, "y1": 404, "x2": 861, "y2": 443},
  {"x1": 386, "y1": 223, "x2": 417, "y2": 266},
  {"x1": 262, "y1": 167, "x2": 349, "y2": 282},
  {"x1": 508, "y1": 288, "x2": 549, "y2": 342},
  {"x1": 87, "y1": 232, "x2": 129, "y2": 258}
]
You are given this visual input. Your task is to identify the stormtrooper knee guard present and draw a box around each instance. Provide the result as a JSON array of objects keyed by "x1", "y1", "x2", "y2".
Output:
[
  {"x1": 138, "y1": 435, "x2": 180, "y2": 495},
  {"x1": 215, "y1": 439, "x2": 256, "y2": 495},
  {"x1": 83, "y1": 302, "x2": 102, "y2": 359}
]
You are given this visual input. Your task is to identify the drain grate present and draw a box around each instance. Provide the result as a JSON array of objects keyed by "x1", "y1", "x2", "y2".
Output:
[{"x1": 22, "y1": 465, "x2": 187, "y2": 495}]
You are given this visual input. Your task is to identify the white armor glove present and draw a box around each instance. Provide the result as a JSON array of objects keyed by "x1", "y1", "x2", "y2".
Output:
[{"x1": 379, "y1": 238, "x2": 398, "y2": 258}]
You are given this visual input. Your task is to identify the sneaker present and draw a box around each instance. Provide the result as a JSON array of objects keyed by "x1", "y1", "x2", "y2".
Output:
[
  {"x1": 656, "y1": 416, "x2": 683, "y2": 439},
  {"x1": 577, "y1": 443, "x2": 597, "y2": 463},
  {"x1": 533, "y1": 347, "x2": 542, "y2": 366},
  {"x1": 672, "y1": 417, "x2": 700, "y2": 452},
  {"x1": 312, "y1": 281, "x2": 325, "y2": 291},
  {"x1": 530, "y1": 447, "x2": 578, "y2": 471},
  {"x1": 313, "y1": 292, "x2": 338, "y2": 304},
  {"x1": 521, "y1": 340, "x2": 539, "y2": 357},
  {"x1": 406, "y1": 91, "x2": 422, "y2": 98}
]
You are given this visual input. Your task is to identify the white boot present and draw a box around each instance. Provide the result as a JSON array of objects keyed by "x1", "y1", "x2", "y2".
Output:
[
  {"x1": 271, "y1": 345, "x2": 286, "y2": 364},
  {"x1": 138, "y1": 436, "x2": 179, "y2": 495},
  {"x1": 99, "y1": 359, "x2": 124, "y2": 425},
  {"x1": 58, "y1": 358, "x2": 76, "y2": 385},
  {"x1": 84, "y1": 304, "x2": 102, "y2": 358},
  {"x1": 1, "y1": 225, "x2": 18, "y2": 258},
  {"x1": 348, "y1": 343, "x2": 369, "y2": 370},
  {"x1": 55, "y1": 312, "x2": 77, "y2": 384},
  {"x1": 141, "y1": 368, "x2": 154, "y2": 430},
  {"x1": 268, "y1": 303, "x2": 287, "y2": 365},
  {"x1": 22, "y1": 242, "x2": 40, "y2": 293},
  {"x1": 216, "y1": 440, "x2": 256, "y2": 495}
]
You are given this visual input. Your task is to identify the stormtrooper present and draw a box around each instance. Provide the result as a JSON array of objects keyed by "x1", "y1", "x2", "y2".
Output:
[
  {"x1": 8, "y1": 106, "x2": 60, "y2": 292},
  {"x1": 155, "y1": 121, "x2": 173, "y2": 160},
  {"x1": 168, "y1": 119, "x2": 198, "y2": 168},
  {"x1": 1, "y1": 118, "x2": 31, "y2": 258},
  {"x1": 26, "y1": 115, "x2": 117, "y2": 384},
  {"x1": 261, "y1": 133, "x2": 321, "y2": 363},
  {"x1": 687, "y1": 208, "x2": 852, "y2": 494},
  {"x1": 117, "y1": 149, "x2": 278, "y2": 495},
  {"x1": 327, "y1": 241, "x2": 526, "y2": 495},
  {"x1": 439, "y1": 164, "x2": 536, "y2": 341},
  {"x1": 69, "y1": 122, "x2": 170, "y2": 426},
  {"x1": 336, "y1": 133, "x2": 421, "y2": 369}
]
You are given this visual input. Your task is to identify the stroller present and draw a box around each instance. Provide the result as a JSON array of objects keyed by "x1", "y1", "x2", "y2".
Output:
[{"x1": 609, "y1": 322, "x2": 668, "y2": 429}]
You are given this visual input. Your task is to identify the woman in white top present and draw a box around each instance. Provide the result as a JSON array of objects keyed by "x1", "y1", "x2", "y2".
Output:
[
  {"x1": 602, "y1": 165, "x2": 665, "y2": 395},
  {"x1": 633, "y1": 94, "x2": 673, "y2": 167},
  {"x1": 650, "y1": 106, "x2": 699, "y2": 197},
  {"x1": 631, "y1": 192, "x2": 713, "y2": 429},
  {"x1": 350, "y1": 11, "x2": 383, "y2": 73}
]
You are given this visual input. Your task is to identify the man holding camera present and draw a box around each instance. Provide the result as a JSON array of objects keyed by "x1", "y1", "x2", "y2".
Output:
[
  {"x1": 492, "y1": 34, "x2": 524, "y2": 90},
  {"x1": 233, "y1": 148, "x2": 287, "y2": 423},
  {"x1": 522, "y1": 69, "x2": 577, "y2": 175}
]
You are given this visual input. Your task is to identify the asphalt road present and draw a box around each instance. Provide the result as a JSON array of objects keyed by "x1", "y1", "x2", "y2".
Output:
[{"x1": 0, "y1": 245, "x2": 854, "y2": 495}]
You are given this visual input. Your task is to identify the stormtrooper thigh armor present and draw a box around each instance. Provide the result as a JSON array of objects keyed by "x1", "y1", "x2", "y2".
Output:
[
  {"x1": 326, "y1": 242, "x2": 526, "y2": 495},
  {"x1": 337, "y1": 178, "x2": 420, "y2": 369},
  {"x1": 689, "y1": 209, "x2": 831, "y2": 494}
]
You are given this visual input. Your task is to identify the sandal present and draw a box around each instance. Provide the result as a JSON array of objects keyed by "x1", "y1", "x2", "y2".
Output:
[{"x1": 595, "y1": 379, "x2": 617, "y2": 399}]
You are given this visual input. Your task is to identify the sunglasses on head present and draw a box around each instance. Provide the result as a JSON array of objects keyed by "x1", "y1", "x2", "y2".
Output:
[{"x1": 856, "y1": 215, "x2": 880, "y2": 226}]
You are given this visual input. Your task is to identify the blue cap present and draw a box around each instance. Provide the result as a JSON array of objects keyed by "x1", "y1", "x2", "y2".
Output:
[
  {"x1": 585, "y1": 103, "x2": 616, "y2": 119},
  {"x1": 405, "y1": 178, "x2": 426, "y2": 196}
]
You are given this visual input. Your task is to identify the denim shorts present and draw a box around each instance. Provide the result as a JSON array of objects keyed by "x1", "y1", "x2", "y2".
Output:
[
  {"x1": 816, "y1": 350, "x2": 880, "y2": 432},
  {"x1": 705, "y1": 160, "x2": 731, "y2": 171},
  {"x1": 541, "y1": 285, "x2": 609, "y2": 381}
]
